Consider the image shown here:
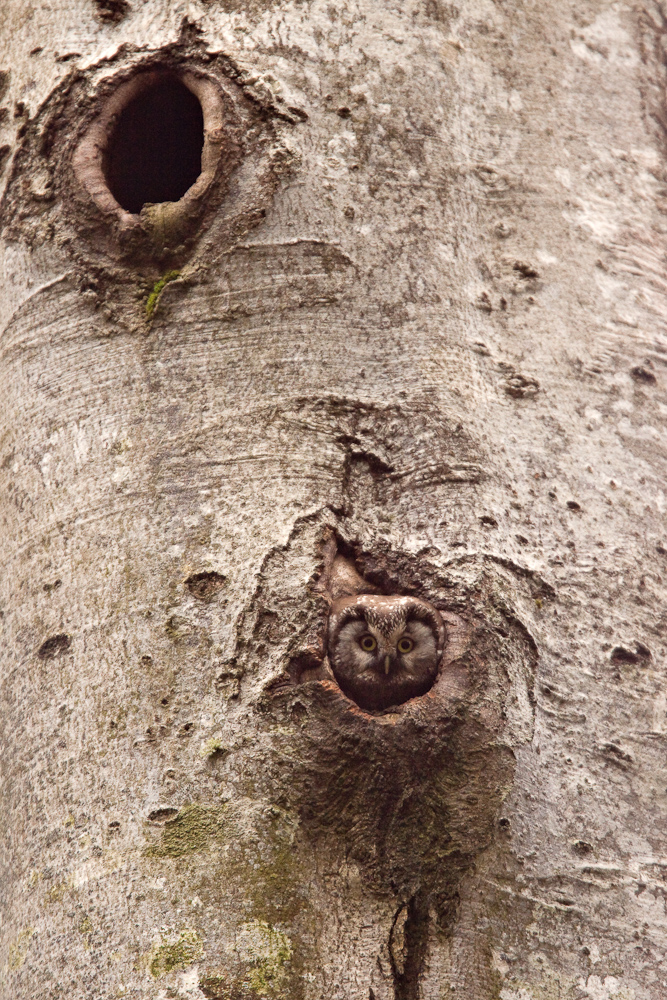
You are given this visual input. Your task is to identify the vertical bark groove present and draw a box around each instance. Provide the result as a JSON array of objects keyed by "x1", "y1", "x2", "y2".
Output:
[{"x1": 389, "y1": 894, "x2": 432, "y2": 1000}]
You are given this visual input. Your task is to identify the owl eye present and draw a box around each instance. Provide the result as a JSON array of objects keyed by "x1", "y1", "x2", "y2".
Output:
[
  {"x1": 397, "y1": 637, "x2": 414, "y2": 654},
  {"x1": 359, "y1": 634, "x2": 377, "y2": 652}
]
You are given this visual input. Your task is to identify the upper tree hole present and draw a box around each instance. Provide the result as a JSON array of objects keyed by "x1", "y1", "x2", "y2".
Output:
[{"x1": 104, "y1": 75, "x2": 204, "y2": 215}]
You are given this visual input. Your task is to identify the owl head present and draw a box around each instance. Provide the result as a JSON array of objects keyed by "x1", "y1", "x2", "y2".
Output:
[{"x1": 327, "y1": 594, "x2": 446, "y2": 712}]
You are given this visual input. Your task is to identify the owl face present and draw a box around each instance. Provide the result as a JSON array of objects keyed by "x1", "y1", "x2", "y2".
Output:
[{"x1": 328, "y1": 594, "x2": 446, "y2": 712}]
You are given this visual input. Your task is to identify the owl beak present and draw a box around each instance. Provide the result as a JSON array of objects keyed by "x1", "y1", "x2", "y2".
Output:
[{"x1": 384, "y1": 654, "x2": 391, "y2": 675}]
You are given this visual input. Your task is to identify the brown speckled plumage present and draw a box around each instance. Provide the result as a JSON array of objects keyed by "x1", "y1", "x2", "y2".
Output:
[{"x1": 328, "y1": 594, "x2": 446, "y2": 712}]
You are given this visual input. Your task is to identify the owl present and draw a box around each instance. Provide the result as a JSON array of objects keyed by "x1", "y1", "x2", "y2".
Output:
[{"x1": 327, "y1": 593, "x2": 446, "y2": 712}]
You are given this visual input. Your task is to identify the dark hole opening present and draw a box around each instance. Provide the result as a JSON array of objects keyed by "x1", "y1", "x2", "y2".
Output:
[{"x1": 104, "y1": 76, "x2": 204, "y2": 215}]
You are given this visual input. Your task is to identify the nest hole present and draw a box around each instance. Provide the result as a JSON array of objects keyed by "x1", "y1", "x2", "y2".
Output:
[{"x1": 104, "y1": 75, "x2": 204, "y2": 214}]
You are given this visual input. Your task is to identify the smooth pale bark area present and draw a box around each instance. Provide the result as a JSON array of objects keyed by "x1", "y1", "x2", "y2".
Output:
[{"x1": 1, "y1": 1, "x2": 667, "y2": 999}]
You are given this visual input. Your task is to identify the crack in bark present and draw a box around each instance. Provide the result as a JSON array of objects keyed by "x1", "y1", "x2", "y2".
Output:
[{"x1": 389, "y1": 893, "x2": 431, "y2": 1000}]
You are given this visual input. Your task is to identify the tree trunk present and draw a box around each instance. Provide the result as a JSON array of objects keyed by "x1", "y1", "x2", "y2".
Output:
[{"x1": 1, "y1": 2, "x2": 666, "y2": 999}]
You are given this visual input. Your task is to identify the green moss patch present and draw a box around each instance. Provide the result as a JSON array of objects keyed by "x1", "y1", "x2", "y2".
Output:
[
  {"x1": 150, "y1": 928, "x2": 203, "y2": 977},
  {"x1": 236, "y1": 920, "x2": 293, "y2": 997},
  {"x1": 144, "y1": 803, "x2": 227, "y2": 859},
  {"x1": 7, "y1": 928, "x2": 34, "y2": 971},
  {"x1": 222, "y1": 806, "x2": 305, "y2": 927},
  {"x1": 200, "y1": 737, "x2": 229, "y2": 759},
  {"x1": 146, "y1": 269, "x2": 180, "y2": 319}
]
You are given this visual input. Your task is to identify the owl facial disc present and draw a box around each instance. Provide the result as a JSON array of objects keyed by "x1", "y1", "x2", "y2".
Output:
[{"x1": 327, "y1": 594, "x2": 446, "y2": 712}]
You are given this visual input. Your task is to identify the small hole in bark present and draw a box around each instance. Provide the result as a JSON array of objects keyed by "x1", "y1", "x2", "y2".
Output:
[
  {"x1": 104, "y1": 76, "x2": 204, "y2": 214},
  {"x1": 38, "y1": 633, "x2": 72, "y2": 659},
  {"x1": 291, "y1": 703, "x2": 308, "y2": 725},
  {"x1": 631, "y1": 365, "x2": 657, "y2": 384},
  {"x1": 566, "y1": 500, "x2": 581, "y2": 511},
  {"x1": 513, "y1": 260, "x2": 539, "y2": 279},
  {"x1": 95, "y1": 0, "x2": 130, "y2": 22},
  {"x1": 610, "y1": 646, "x2": 640, "y2": 666},
  {"x1": 148, "y1": 807, "x2": 178, "y2": 823},
  {"x1": 185, "y1": 570, "x2": 226, "y2": 599}
]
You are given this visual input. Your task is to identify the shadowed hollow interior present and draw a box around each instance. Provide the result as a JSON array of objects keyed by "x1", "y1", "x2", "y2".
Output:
[{"x1": 103, "y1": 75, "x2": 205, "y2": 214}]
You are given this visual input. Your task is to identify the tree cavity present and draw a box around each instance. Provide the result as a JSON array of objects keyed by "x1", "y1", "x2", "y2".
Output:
[{"x1": 103, "y1": 76, "x2": 204, "y2": 214}]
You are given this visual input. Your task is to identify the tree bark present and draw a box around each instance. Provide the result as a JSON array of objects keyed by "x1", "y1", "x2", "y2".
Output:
[{"x1": 1, "y1": 2, "x2": 666, "y2": 999}]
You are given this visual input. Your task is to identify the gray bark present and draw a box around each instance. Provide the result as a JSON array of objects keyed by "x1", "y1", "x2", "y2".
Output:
[{"x1": 1, "y1": 2, "x2": 666, "y2": 999}]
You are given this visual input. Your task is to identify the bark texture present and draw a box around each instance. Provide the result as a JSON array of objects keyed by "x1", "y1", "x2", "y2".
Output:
[{"x1": 1, "y1": 1, "x2": 667, "y2": 999}]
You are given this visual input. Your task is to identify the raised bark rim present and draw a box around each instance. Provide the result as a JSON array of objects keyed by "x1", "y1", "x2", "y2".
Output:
[{"x1": 72, "y1": 65, "x2": 228, "y2": 249}]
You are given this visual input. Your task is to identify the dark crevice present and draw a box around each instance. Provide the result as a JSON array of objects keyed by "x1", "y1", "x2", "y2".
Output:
[
  {"x1": 38, "y1": 633, "x2": 72, "y2": 659},
  {"x1": 185, "y1": 570, "x2": 227, "y2": 600},
  {"x1": 94, "y1": 0, "x2": 130, "y2": 22},
  {"x1": 389, "y1": 893, "x2": 431, "y2": 1000},
  {"x1": 104, "y1": 76, "x2": 204, "y2": 214},
  {"x1": 147, "y1": 807, "x2": 179, "y2": 824}
]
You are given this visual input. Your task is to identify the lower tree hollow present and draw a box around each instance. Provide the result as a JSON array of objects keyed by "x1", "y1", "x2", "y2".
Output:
[{"x1": 103, "y1": 76, "x2": 204, "y2": 214}]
